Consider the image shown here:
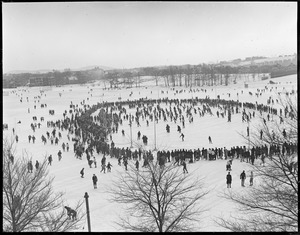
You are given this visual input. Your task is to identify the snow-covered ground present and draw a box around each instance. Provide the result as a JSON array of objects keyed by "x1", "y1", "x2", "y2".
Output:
[{"x1": 2, "y1": 74, "x2": 297, "y2": 231}]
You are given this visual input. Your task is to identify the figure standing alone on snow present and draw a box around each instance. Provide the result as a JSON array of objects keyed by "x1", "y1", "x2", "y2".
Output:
[
  {"x1": 92, "y1": 174, "x2": 98, "y2": 189},
  {"x1": 80, "y1": 168, "x2": 84, "y2": 178},
  {"x1": 240, "y1": 170, "x2": 246, "y2": 187},
  {"x1": 226, "y1": 172, "x2": 232, "y2": 188},
  {"x1": 208, "y1": 136, "x2": 212, "y2": 144},
  {"x1": 182, "y1": 161, "x2": 188, "y2": 173},
  {"x1": 249, "y1": 171, "x2": 253, "y2": 186}
]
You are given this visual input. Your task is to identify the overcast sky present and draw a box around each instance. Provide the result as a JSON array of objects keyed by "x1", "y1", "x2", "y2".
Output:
[{"x1": 2, "y1": 2, "x2": 297, "y2": 73}]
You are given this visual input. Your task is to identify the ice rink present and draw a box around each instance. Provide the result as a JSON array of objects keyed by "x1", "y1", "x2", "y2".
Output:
[{"x1": 3, "y1": 74, "x2": 297, "y2": 231}]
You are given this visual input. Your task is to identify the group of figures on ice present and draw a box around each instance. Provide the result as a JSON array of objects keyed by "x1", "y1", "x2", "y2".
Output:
[{"x1": 6, "y1": 87, "x2": 298, "y2": 189}]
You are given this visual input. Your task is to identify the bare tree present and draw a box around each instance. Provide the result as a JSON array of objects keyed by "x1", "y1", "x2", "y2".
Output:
[
  {"x1": 216, "y1": 96, "x2": 298, "y2": 232},
  {"x1": 107, "y1": 161, "x2": 210, "y2": 232},
  {"x1": 161, "y1": 68, "x2": 170, "y2": 87},
  {"x1": 153, "y1": 69, "x2": 161, "y2": 86},
  {"x1": 3, "y1": 138, "x2": 85, "y2": 232}
]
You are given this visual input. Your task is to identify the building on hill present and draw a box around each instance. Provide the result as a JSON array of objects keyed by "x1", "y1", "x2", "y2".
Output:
[{"x1": 67, "y1": 76, "x2": 78, "y2": 84}]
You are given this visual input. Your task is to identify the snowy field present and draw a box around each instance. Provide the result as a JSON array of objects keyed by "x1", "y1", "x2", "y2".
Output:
[{"x1": 2, "y1": 74, "x2": 297, "y2": 232}]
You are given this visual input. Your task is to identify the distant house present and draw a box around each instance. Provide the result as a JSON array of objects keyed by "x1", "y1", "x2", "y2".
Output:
[{"x1": 67, "y1": 76, "x2": 78, "y2": 84}]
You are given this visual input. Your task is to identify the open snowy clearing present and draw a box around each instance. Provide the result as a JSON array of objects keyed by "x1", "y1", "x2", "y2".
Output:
[{"x1": 3, "y1": 74, "x2": 297, "y2": 231}]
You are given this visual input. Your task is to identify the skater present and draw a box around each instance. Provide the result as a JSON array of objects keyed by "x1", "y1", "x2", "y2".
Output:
[
  {"x1": 80, "y1": 168, "x2": 84, "y2": 178},
  {"x1": 226, "y1": 160, "x2": 232, "y2": 171},
  {"x1": 101, "y1": 155, "x2": 106, "y2": 167},
  {"x1": 240, "y1": 170, "x2": 246, "y2": 187},
  {"x1": 182, "y1": 161, "x2": 188, "y2": 173},
  {"x1": 208, "y1": 136, "x2": 212, "y2": 144},
  {"x1": 28, "y1": 135, "x2": 32, "y2": 143},
  {"x1": 48, "y1": 154, "x2": 53, "y2": 166},
  {"x1": 93, "y1": 157, "x2": 97, "y2": 168},
  {"x1": 260, "y1": 129, "x2": 263, "y2": 140},
  {"x1": 28, "y1": 160, "x2": 33, "y2": 173},
  {"x1": 66, "y1": 143, "x2": 69, "y2": 152},
  {"x1": 226, "y1": 172, "x2": 232, "y2": 188},
  {"x1": 100, "y1": 163, "x2": 106, "y2": 173},
  {"x1": 107, "y1": 162, "x2": 112, "y2": 172},
  {"x1": 92, "y1": 174, "x2": 98, "y2": 189},
  {"x1": 124, "y1": 158, "x2": 128, "y2": 171},
  {"x1": 58, "y1": 150, "x2": 62, "y2": 161},
  {"x1": 180, "y1": 133, "x2": 185, "y2": 141},
  {"x1": 32, "y1": 135, "x2": 36, "y2": 143},
  {"x1": 249, "y1": 171, "x2": 253, "y2": 186},
  {"x1": 137, "y1": 131, "x2": 141, "y2": 140},
  {"x1": 135, "y1": 160, "x2": 139, "y2": 171},
  {"x1": 62, "y1": 142, "x2": 66, "y2": 151},
  {"x1": 247, "y1": 126, "x2": 249, "y2": 137},
  {"x1": 166, "y1": 124, "x2": 170, "y2": 133},
  {"x1": 35, "y1": 160, "x2": 39, "y2": 170},
  {"x1": 142, "y1": 135, "x2": 148, "y2": 145},
  {"x1": 15, "y1": 135, "x2": 19, "y2": 143},
  {"x1": 88, "y1": 159, "x2": 94, "y2": 168}
]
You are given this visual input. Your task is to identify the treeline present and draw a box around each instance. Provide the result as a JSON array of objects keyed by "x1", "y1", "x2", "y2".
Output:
[
  {"x1": 104, "y1": 62, "x2": 297, "y2": 88},
  {"x1": 3, "y1": 61, "x2": 296, "y2": 89},
  {"x1": 3, "y1": 68, "x2": 104, "y2": 88}
]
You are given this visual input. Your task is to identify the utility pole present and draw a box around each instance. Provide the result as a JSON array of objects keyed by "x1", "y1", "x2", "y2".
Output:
[{"x1": 84, "y1": 192, "x2": 91, "y2": 232}]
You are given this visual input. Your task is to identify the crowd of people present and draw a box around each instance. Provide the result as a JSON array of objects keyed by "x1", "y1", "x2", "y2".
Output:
[{"x1": 5, "y1": 85, "x2": 297, "y2": 192}]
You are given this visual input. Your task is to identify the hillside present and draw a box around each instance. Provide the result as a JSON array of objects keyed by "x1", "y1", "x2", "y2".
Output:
[{"x1": 6, "y1": 65, "x2": 115, "y2": 75}]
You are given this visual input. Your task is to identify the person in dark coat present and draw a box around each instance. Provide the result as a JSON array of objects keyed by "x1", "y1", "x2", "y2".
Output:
[
  {"x1": 226, "y1": 172, "x2": 232, "y2": 188},
  {"x1": 166, "y1": 124, "x2": 170, "y2": 133},
  {"x1": 88, "y1": 159, "x2": 94, "y2": 168},
  {"x1": 249, "y1": 171, "x2": 253, "y2": 186},
  {"x1": 48, "y1": 154, "x2": 53, "y2": 165},
  {"x1": 28, "y1": 161, "x2": 33, "y2": 173},
  {"x1": 93, "y1": 157, "x2": 97, "y2": 168},
  {"x1": 135, "y1": 160, "x2": 139, "y2": 171},
  {"x1": 124, "y1": 159, "x2": 128, "y2": 171},
  {"x1": 208, "y1": 136, "x2": 212, "y2": 144},
  {"x1": 107, "y1": 162, "x2": 112, "y2": 172},
  {"x1": 182, "y1": 161, "x2": 188, "y2": 173},
  {"x1": 100, "y1": 162, "x2": 106, "y2": 173},
  {"x1": 35, "y1": 160, "x2": 39, "y2": 170},
  {"x1": 226, "y1": 160, "x2": 232, "y2": 171},
  {"x1": 92, "y1": 174, "x2": 98, "y2": 189},
  {"x1": 80, "y1": 168, "x2": 84, "y2": 178},
  {"x1": 101, "y1": 156, "x2": 106, "y2": 166},
  {"x1": 58, "y1": 150, "x2": 62, "y2": 161},
  {"x1": 240, "y1": 170, "x2": 246, "y2": 187}
]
